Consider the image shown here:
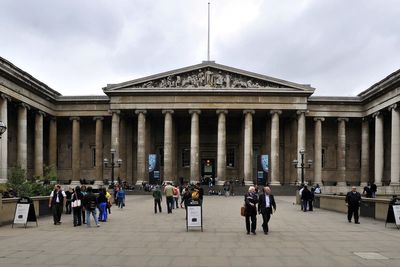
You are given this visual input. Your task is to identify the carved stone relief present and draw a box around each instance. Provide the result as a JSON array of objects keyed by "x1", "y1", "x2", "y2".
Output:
[{"x1": 134, "y1": 68, "x2": 282, "y2": 88}]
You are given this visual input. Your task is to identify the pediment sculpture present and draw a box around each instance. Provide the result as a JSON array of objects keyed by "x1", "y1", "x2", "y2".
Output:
[{"x1": 134, "y1": 68, "x2": 283, "y2": 89}]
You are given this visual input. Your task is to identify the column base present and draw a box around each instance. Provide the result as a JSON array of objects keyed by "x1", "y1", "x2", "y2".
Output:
[
  {"x1": 336, "y1": 182, "x2": 347, "y2": 187},
  {"x1": 190, "y1": 180, "x2": 199, "y2": 185},
  {"x1": 135, "y1": 180, "x2": 144, "y2": 186},
  {"x1": 0, "y1": 178, "x2": 7, "y2": 184},
  {"x1": 269, "y1": 181, "x2": 281, "y2": 186},
  {"x1": 389, "y1": 182, "x2": 400, "y2": 186},
  {"x1": 360, "y1": 182, "x2": 368, "y2": 187},
  {"x1": 244, "y1": 181, "x2": 254, "y2": 186}
]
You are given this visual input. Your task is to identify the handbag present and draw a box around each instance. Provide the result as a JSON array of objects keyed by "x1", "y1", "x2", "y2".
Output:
[
  {"x1": 71, "y1": 193, "x2": 81, "y2": 208},
  {"x1": 240, "y1": 206, "x2": 246, "y2": 216}
]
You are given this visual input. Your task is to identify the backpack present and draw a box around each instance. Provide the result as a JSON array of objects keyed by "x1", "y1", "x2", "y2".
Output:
[{"x1": 173, "y1": 187, "x2": 178, "y2": 196}]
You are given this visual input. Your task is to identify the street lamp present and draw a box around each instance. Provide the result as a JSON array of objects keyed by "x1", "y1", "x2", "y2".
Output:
[
  {"x1": 103, "y1": 148, "x2": 122, "y2": 188},
  {"x1": 0, "y1": 121, "x2": 6, "y2": 139},
  {"x1": 292, "y1": 149, "x2": 313, "y2": 185}
]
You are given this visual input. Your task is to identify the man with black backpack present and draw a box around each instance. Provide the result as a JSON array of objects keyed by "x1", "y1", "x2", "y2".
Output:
[{"x1": 83, "y1": 186, "x2": 100, "y2": 227}]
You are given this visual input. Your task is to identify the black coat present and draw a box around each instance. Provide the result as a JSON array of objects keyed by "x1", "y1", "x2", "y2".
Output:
[
  {"x1": 301, "y1": 188, "x2": 312, "y2": 201},
  {"x1": 258, "y1": 194, "x2": 276, "y2": 215},
  {"x1": 345, "y1": 191, "x2": 361, "y2": 207},
  {"x1": 244, "y1": 192, "x2": 259, "y2": 215}
]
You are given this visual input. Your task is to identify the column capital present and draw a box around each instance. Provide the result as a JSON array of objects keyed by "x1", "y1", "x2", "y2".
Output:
[
  {"x1": 372, "y1": 111, "x2": 381, "y2": 118},
  {"x1": 1, "y1": 93, "x2": 11, "y2": 102},
  {"x1": 216, "y1": 109, "x2": 228, "y2": 115},
  {"x1": 337, "y1": 117, "x2": 349, "y2": 122},
  {"x1": 109, "y1": 109, "x2": 121, "y2": 115},
  {"x1": 296, "y1": 110, "x2": 308, "y2": 115},
  {"x1": 19, "y1": 103, "x2": 30, "y2": 110},
  {"x1": 243, "y1": 109, "x2": 255, "y2": 115},
  {"x1": 135, "y1": 109, "x2": 147, "y2": 115},
  {"x1": 270, "y1": 110, "x2": 282, "y2": 115},
  {"x1": 362, "y1": 116, "x2": 371, "y2": 122},
  {"x1": 388, "y1": 104, "x2": 398, "y2": 111},
  {"x1": 93, "y1": 116, "x2": 104, "y2": 121},
  {"x1": 36, "y1": 110, "x2": 46, "y2": 117},
  {"x1": 69, "y1": 116, "x2": 80, "y2": 121},
  {"x1": 313, "y1": 117, "x2": 325, "y2": 122},
  {"x1": 189, "y1": 109, "x2": 201, "y2": 115},
  {"x1": 162, "y1": 109, "x2": 174, "y2": 115},
  {"x1": 49, "y1": 116, "x2": 57, "y2": 122}
]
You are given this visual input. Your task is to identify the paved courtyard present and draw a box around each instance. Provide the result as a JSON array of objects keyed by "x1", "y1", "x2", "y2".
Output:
[{"x1": 0, "y1": 195, "x2": 399, "y2": 267}]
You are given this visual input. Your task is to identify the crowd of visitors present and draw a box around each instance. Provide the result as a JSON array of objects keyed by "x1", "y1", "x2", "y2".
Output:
[
  {"x1": 48, "y1": 184, "x2": 124, "y2": 227},
  {"x1": 151, "y1": 182, "x2": 204, "y2": 214}
]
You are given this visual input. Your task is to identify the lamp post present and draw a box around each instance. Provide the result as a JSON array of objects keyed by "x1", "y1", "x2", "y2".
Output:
[
  {"x1": 103, "y1": 148, "x2": 122, "y2": 188},
  {"x1": 0, "y1": 120, "x2": 6, "y2": 139},
  {"x1": 292, "y1": 149, "x2": 313, "y2": 185}
]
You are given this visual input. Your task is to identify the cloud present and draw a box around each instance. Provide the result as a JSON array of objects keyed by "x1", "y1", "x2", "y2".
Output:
[{"x1": 0, "y1": 0, "x2": 399, "y2": 96}]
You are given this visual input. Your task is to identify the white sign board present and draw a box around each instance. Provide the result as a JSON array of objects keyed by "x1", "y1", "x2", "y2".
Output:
[
  {"x1": 392, "y1": 205, "x2": 400, "y2": 226},
  {"x1": 187, "y1": 206, "x2": 202, "y2": 227},
  {"x1": 13, "y1": 203, "x2": 30, "y2": 224}
]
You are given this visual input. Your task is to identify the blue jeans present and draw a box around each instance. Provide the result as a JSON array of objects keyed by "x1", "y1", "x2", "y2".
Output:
[
  {"x1": 86, "y1": 209, "x2": 99, "y2": 226},
  {"x1": 98, "y1": 202, "x2": 107, "y2": 221}
]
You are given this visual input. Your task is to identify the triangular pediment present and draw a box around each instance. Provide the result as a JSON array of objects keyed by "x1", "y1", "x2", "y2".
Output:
[{"x1": 104, "y1": 61, "x2": 314, "y2": 93}]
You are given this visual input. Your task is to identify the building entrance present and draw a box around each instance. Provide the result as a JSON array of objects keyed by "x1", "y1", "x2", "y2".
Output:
[{"x1": 201, "y1": 159, "x2": 215, "y2": 185}]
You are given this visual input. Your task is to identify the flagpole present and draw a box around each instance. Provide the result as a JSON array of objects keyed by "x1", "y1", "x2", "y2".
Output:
[{"x1": 207, "y1": 2, "x2": 210, "y2": 61}]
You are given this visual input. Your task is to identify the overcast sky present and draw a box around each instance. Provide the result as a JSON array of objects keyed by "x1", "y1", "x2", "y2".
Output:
[{"x1": 1, "y1": 0, "x2": 399, "y2": 96}]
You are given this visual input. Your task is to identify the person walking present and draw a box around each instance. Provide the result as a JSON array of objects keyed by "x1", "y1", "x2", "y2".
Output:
[
  {"x1": 65, "y1": 187, "x2": 72, "y2": 214},
  {"x1": 244, "y1": 186, "x2": 259, "y2": 235},
  {"x1": 173, "y1": 185, "x2": 180, "y2": 209},
  {"x1": 152, "y1": 186, "x2": 162, "y2": 213},
  {"x1": 97, "y1": 188, "x2": 108, "y2": 222},
  {"x1": 71, "y1": 186, "x2": 83, "y2": 226},
  {"x1": 164, "y1": 182, "x2": 174, "y2": 213},
  {"x1": 83, "y1": 186, "x2": 100, "y2": 227},
  {"x1": 80, "y1": 185, "x2": 87, "y2": 224},
  {"x1": 301, "y1": 185, "x2": 311, "y2": 212},
  {"x1": 345, "y1": 186, "x2": 362, "y2": 224},
  {"x1": 48, "y1": 184, "x2": 66, "y2": 225},
  {"x1": 117, "y1": 187, "x2": 126, "y2": 209},
  {"x1": 258, "y1": 186, "x2": 276, "y2": 235}
]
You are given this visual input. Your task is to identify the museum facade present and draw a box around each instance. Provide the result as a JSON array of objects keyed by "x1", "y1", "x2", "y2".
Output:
[{"x1": 0, "y1": 56, "x2": 399, "y2": 192}]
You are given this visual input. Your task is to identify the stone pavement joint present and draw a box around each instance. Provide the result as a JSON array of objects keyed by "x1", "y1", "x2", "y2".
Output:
[{"x1": 0, "y1": 195, "x2": 400, "y2": 267}]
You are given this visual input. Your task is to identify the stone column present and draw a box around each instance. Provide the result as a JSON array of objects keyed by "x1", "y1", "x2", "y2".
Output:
[
  {"x1": 0, "y1": 94, "x2": 10, "y2": 183},
  {"x1": 34, "y1": 111, "x2": 45, "y2": 177},
  {"x1": 374, "y1": 112, "x2": 384, "y2": 186},
  {"x1": 94, "y1": 117, "x2": 104, "y2": 181},
  {"x1": 217, "y1": 109, "x2": 228, "y2": 182},
  {"x1": 189, "y1": 110, "x2": 201, "y2": 183},
  {"x1": 119, "y1": 117, "x2": 127, "y2": 180},
  {"x1": 297, "y1": 110, "x2": 306, "y2": 184},
  {"x1": 135, "y1": 110, "x2": 147, "y2": 184},
  {"x1": 48, "y1": 118, "x2": 57, "y2": 169},
  {"x1": 17, "y1": 103, "x2": 29, "y2": 171},
  {"x1": 163, "y1": 109, "x2": 174, "y2": 181},
  {"x1": 243, "y1": 110, "x2": 255, "y2": 184},
  {"x1": 70, "y1": 117, "x2": 80, "y2": 181},
  {"x1": 337, "y1": 118, "x2": 348, "y2": 186},
  {"x1": 270, "y1": 110, "x2": 281, "y2": 185},
  {"x1": 390, "y1": 104, "x2": 400, "y2": 185},
  {"x1": 313, "y1": 117, "x2": 325, "y2": 185},
  {"x1": 111, "y1": 111, "x2": 120, "y2": 177},
  {"x1": 360, "y1": 118, "x2": 370, "y2": 186}
]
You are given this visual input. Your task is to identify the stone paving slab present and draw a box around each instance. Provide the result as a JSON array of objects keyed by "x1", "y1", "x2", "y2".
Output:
[{"x1": 1, "y1": 195, "x2": 399, "y2": 267}]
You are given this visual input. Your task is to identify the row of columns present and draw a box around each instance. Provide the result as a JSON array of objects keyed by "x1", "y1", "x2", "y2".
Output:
[{"x1": 0, "y1": 97, "x2": 399, "y2": 186}]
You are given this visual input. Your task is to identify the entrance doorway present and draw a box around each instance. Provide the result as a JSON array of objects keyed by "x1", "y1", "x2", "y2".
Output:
[{"x1": 201, "y1": 158, "x2": 215, "y2": 185}]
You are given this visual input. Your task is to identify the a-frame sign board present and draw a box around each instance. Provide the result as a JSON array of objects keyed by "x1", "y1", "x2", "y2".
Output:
[{"x1": 12, "y1": 197, "x2": 38, "y2": 228}]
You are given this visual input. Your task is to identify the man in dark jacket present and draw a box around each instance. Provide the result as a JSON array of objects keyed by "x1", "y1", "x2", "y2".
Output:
[
  {"x1": 83, "y1": 186, "x2": 99, "y2": 227},
  {"x1": 48, "y1": 184, "x2": 66, "y2": 225},
  {"x1": 258, "y1": 186, "x2": 276, "y2": 235},
  {"x1": 301, "y1": 185, "x2": 312, "y2": 212},
  {"x1": 345, "y1": 186, "x2": 362, "y2": 224}
]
